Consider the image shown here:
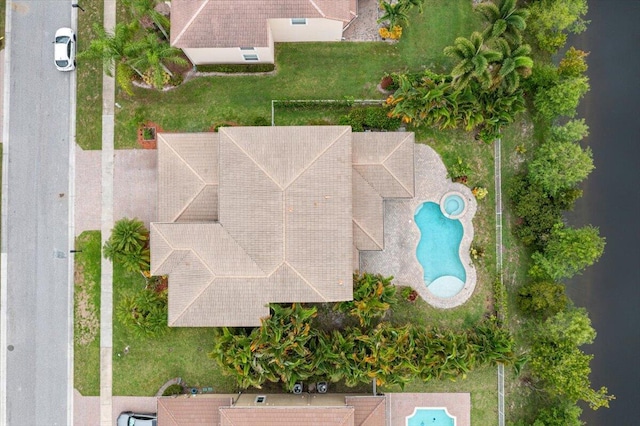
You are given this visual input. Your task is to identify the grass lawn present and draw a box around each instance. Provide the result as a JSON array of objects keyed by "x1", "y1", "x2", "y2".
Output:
[
  {"x1": 73, "y1": 231, "x2": 102, "y2": 396},
  {"x1": 75, "y1": 0, "x2": 104, "y2": 150},
  {"x1": 111, "y1": 262, "x2": 236, "y2": 396}
]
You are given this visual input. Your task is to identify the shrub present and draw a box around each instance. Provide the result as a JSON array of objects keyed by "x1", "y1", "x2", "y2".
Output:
[
  {"x1": 517, "y1": 281, "x2": 568, "y2": 319},
  {"x1": 116, "y1": 288, "x2": 168, "y2": 338},
  {"x1": 447, "y1": 156, "x2": 471, "y2": 182},
  {"x1": 472, "y1": 186, "x2": 488, "y2": 200},
  {"x1": 250, "y1": 116, "x2": 270, "y2": 126},
  {"x1": 338, "y1": 106, "x2": 401, "y2": 132},
  {"x1": 162, "y1": 384, "x2": 184, "y2": 396},
  {"x1": 103, "y1": 218, "x2": 150, "y2": 273},
  {"x1": 196, "y1": 63, "x2": 275, "y2": 73}
]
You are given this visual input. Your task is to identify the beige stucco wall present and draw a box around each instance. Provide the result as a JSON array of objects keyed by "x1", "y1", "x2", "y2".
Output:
[
  {"x1": 183, "y1": 41, "x2": 274, "y2": 65},
  {"x1": 268, "y1": 18, "x2": 343, "y2": 42}
]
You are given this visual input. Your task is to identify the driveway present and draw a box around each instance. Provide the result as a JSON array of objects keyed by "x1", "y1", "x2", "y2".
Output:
[{"x1": 75, "y1": 148, "x2": 157, "y2": 235}]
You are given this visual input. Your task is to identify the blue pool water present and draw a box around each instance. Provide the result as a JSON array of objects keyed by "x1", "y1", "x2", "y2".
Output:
[
  {"x1": 443, "y1": 194, "x2": 464, "y2": 216},
  {"x1": 407, "y1": 407, "x2": 455, "y2": 426},
  {"x1": 414, "y1": 202, "x2": 466, "y2": 298}
]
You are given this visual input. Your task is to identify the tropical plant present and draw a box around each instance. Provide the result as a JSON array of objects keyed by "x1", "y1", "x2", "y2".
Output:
[
  {"x1": 103, "y1": 217, "x2": 150, "y2": 272},
  {"x1": 129, "y1": 33, "x2": 188, "y2": 90},
  {"x1": 444, "y1": 32, "x2": 502, "y2": 90},
  {"x1": 476, "y1": 0, "x2": 530, "y2": 46},
  {"x1": 334, "y1": 273, "x2": 397, "y2": 327},
  {"x1": 491, "y1": 39, "x2": 533, "y2": 93},
  {"x1": 377, "y1": 1, "x2": 410, "y2": 29},
  {"x1": 472, "y1": 186, "x2": 488, "y2": 200},
  {"x1": 122, "y1": 0, "x2": 170, "y2": 40},
  {"x1": 78, "y1": 22, "x2": 142, "y2": 77},
  {"x1": 116, "y1": 288, "x2": 168, "y2": 337}
]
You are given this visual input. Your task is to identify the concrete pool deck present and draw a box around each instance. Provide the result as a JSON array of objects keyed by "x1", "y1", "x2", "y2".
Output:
[{"x1": 359, "y1": 143, "x2": 477, "y2": 309}]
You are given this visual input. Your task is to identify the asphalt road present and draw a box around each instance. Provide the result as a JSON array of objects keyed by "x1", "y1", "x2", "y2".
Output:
[{"x1": 1, "y1": 1, "x2": 76, "y2": 425}]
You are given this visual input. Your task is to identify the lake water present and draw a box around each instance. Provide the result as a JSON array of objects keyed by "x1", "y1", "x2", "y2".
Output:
[{"x1": 563, "y1": 0, "x2": 640, "y2": 423}]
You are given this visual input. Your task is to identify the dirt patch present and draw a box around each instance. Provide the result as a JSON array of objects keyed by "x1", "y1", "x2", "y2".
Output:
[{"x1": 75, "y1": 263, "x2": 99, "y2": 346}]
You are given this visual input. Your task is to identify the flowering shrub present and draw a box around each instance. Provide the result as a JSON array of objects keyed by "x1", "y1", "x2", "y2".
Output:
[
  {"x1": 472, "y1": 186, "x2": 488, "y2": 200},
  {"x1": 379, "y1": 25, "x2": 403, "y2": 40}
]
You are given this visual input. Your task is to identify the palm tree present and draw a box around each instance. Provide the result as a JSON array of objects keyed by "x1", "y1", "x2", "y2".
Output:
[
  {"x1": 103, "y1": 217, "x2": 151, "y2": 272},
  {"x1": 377, "y1": 1, "x2": 410, "y2": 29},
  {"x1": 122, "y1": 0, "x2": 171, "y2": 40},
  {"x1": 491, "y1": 39, "x2": 533, "y2": 93},
  {"x1": 128, "y1": 33, "x2": 188, "y2": 89},
  {"x1": 78, "y1": 22, "x2": 141, "y2": 77},
  {"x1": 444, "y1": 32, "x2": 502, "y2": 90},
  {"x1": 476, "y1": 0, "x2": 529, "y2": 46}
]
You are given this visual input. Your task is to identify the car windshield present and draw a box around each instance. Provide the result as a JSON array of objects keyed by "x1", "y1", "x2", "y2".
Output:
[
  {"x1": 56, "y1": 35, "x2": 69, "y2": 43},
  {"x1": 56, "y1": 60, "x2": 69, "y2": 67}
]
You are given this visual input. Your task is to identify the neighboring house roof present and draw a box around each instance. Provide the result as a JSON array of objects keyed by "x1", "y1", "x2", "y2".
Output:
[
  {"x1": 151, "y1": 126, "x2": 414, "y2": 327},
  {"x1": 158, "y1": 396, "x2": 232, "y2": 426},
  {"x1": 171, "y1": 0, "x2": 356, "y2": 48},
  {"x1": 157, "y1": 394, "x2": 387, "y2": 426},
  {"x1": 219, "y1": 406, "x2": 355, "y2": 425}
]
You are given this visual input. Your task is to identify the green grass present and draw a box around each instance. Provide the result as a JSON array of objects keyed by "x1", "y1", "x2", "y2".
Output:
[
  {"x1": 0, "y1": 0, "x2": 5, "y2": 47},
  {"x1": 76, "y1": 0, "x2": 104, "y2": 150},
  {"x1": 111, "y1": 264, "x2": 236, "y2": 396},
  {"x1": 398, "y1": 0, "x2": 484, "y2": 71},
  {"x1": 73, "y1": 231, "x2": 102, "y2": 395}
]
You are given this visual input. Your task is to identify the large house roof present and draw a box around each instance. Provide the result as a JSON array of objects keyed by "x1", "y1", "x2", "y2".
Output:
[
  {"x1": 171, "y1": 0, "x2": 356, "y2": 49},
  {"x1": 151, "y1": 126, "x2": 413, "y2": 327}
]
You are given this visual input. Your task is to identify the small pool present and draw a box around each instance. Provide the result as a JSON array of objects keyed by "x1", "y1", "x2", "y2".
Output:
[
  {"x1": 406, "y1": 407, "x2": 456, "y2": 426},
  {"x1": 414, "y1": 202, "x2": 466, "y2": 298},
  {"x1": 440, "y1": 192, "x2": 466, "y2": 219}
]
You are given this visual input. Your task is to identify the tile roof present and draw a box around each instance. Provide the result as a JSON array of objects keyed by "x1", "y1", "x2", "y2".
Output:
[
  {"x1": 158, "y1": 396, "x2": 232, "y2": 426},
  {"x1": 219, "y1": 406, "x2": 355, "y2": 425},
  {"x1": 171, "y1": 0, "x2": 355, "y2": 48},
  {"x1": 346, "y1": 396, "x2": 386, "y2": 426},
  {"x1": 151, "y1": 126, "x2": 414, "y2": 327}
]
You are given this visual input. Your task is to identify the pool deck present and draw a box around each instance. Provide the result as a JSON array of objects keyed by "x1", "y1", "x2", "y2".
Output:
[
  {"x1": 359, "y1": 143, "x2": 477, "y2": 309},
  {"x1": 388, "y1": 392, "x2": 470, "y2": 426}
]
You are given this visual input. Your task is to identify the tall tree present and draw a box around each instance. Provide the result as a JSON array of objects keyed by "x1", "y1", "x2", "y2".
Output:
[
  {"x1": 129, "y1": 33, "x2": 188, "y2": 90},
  {"x1": 530, "y1": 223, "x2": 605, "y2": 280},
  {"x1": 78, "y1": 22, "x2": 141, "y2": 76},
  {"x1": 534, "y1": 76, "x2": 589, "y2": 119},
  {"x1": 528, "y1": 140, "x2": 594, "y2": 196},
  {"x1": 492, "y1": 38, "x2": 533, "y2": 93},
  {"x1": 377, "y1": 1, "x2": 410, "y2": 29},
  {"x1": 476, "y1": 0, "x2": 530, "y2": 46},
  {"x1": 527, "y1": 0, "x2": 589, "y2": 53},
  {"x1": 444, "y1": 32, "x2": 502, "y2": 90},
  {"x1": 122, "y1": 0, "x2": 171, "y2": 40},
  {"x1": 530, "y1": 308, "x2": 614, "y2": 409}
]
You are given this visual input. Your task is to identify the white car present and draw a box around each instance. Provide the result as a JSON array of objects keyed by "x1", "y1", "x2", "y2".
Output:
[
  {"x1": 117, "y1": 412, "x2": 157, "y2": 426},
  {"x1": 54, "y1": 27, "x2": 76, "y2": 71}
]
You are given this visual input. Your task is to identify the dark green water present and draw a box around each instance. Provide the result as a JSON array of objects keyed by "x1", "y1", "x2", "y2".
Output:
[{"x1": 564, "y1": 0, "x2": 640, "y2": 423}]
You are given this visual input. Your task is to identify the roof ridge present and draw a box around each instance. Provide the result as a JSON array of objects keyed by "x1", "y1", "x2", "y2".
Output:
[
  {"x1": 157, "y1": 399, "x2": 179, "y2": 426},
  {"x1": 285, "y1": 126, "x2": 351, "y2": 189},
  {"x1": 382, "y1": 135, "x2": 414, "y2": 197},
  {"x1": 172, "y1": 275, "x2": 216, "y2": 325},
  {"x1": 353, "y1": 219, "x2": 383, "y2": 250},
  {"x1": 283, "y1": 261, "x2": 327, "y2": 301},
  {"x1": 172, "y1": 0, "x2": 210, "y2": 46},
  {"x1": 358, "y1": 397, "x2": 386, "y2": 425},
  {"x1": 173, "y1": 184, "x2": 207, "y2": 222},
  {"x1": 308, "y1": 0, "x2": 326, "y2": 17},
  {"x1": 151, "y1": 224, "x2": 176, "y2": 274},
  {"x1": 221, "y1": 128, "x2": 285, "y2": 191}
]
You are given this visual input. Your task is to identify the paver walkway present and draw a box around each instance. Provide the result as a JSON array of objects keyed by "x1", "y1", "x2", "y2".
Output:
[{"x1": 359, "y1": 144, "x2": 478, "y2": 308}]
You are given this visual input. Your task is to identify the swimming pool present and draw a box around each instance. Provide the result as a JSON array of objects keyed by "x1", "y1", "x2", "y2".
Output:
[
  {"x1": 414, "y1": 202, "x2": 466, "y2": 298},
  {"x1": 406, "y1": 407, "x2": 456, "y2": 426}
]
